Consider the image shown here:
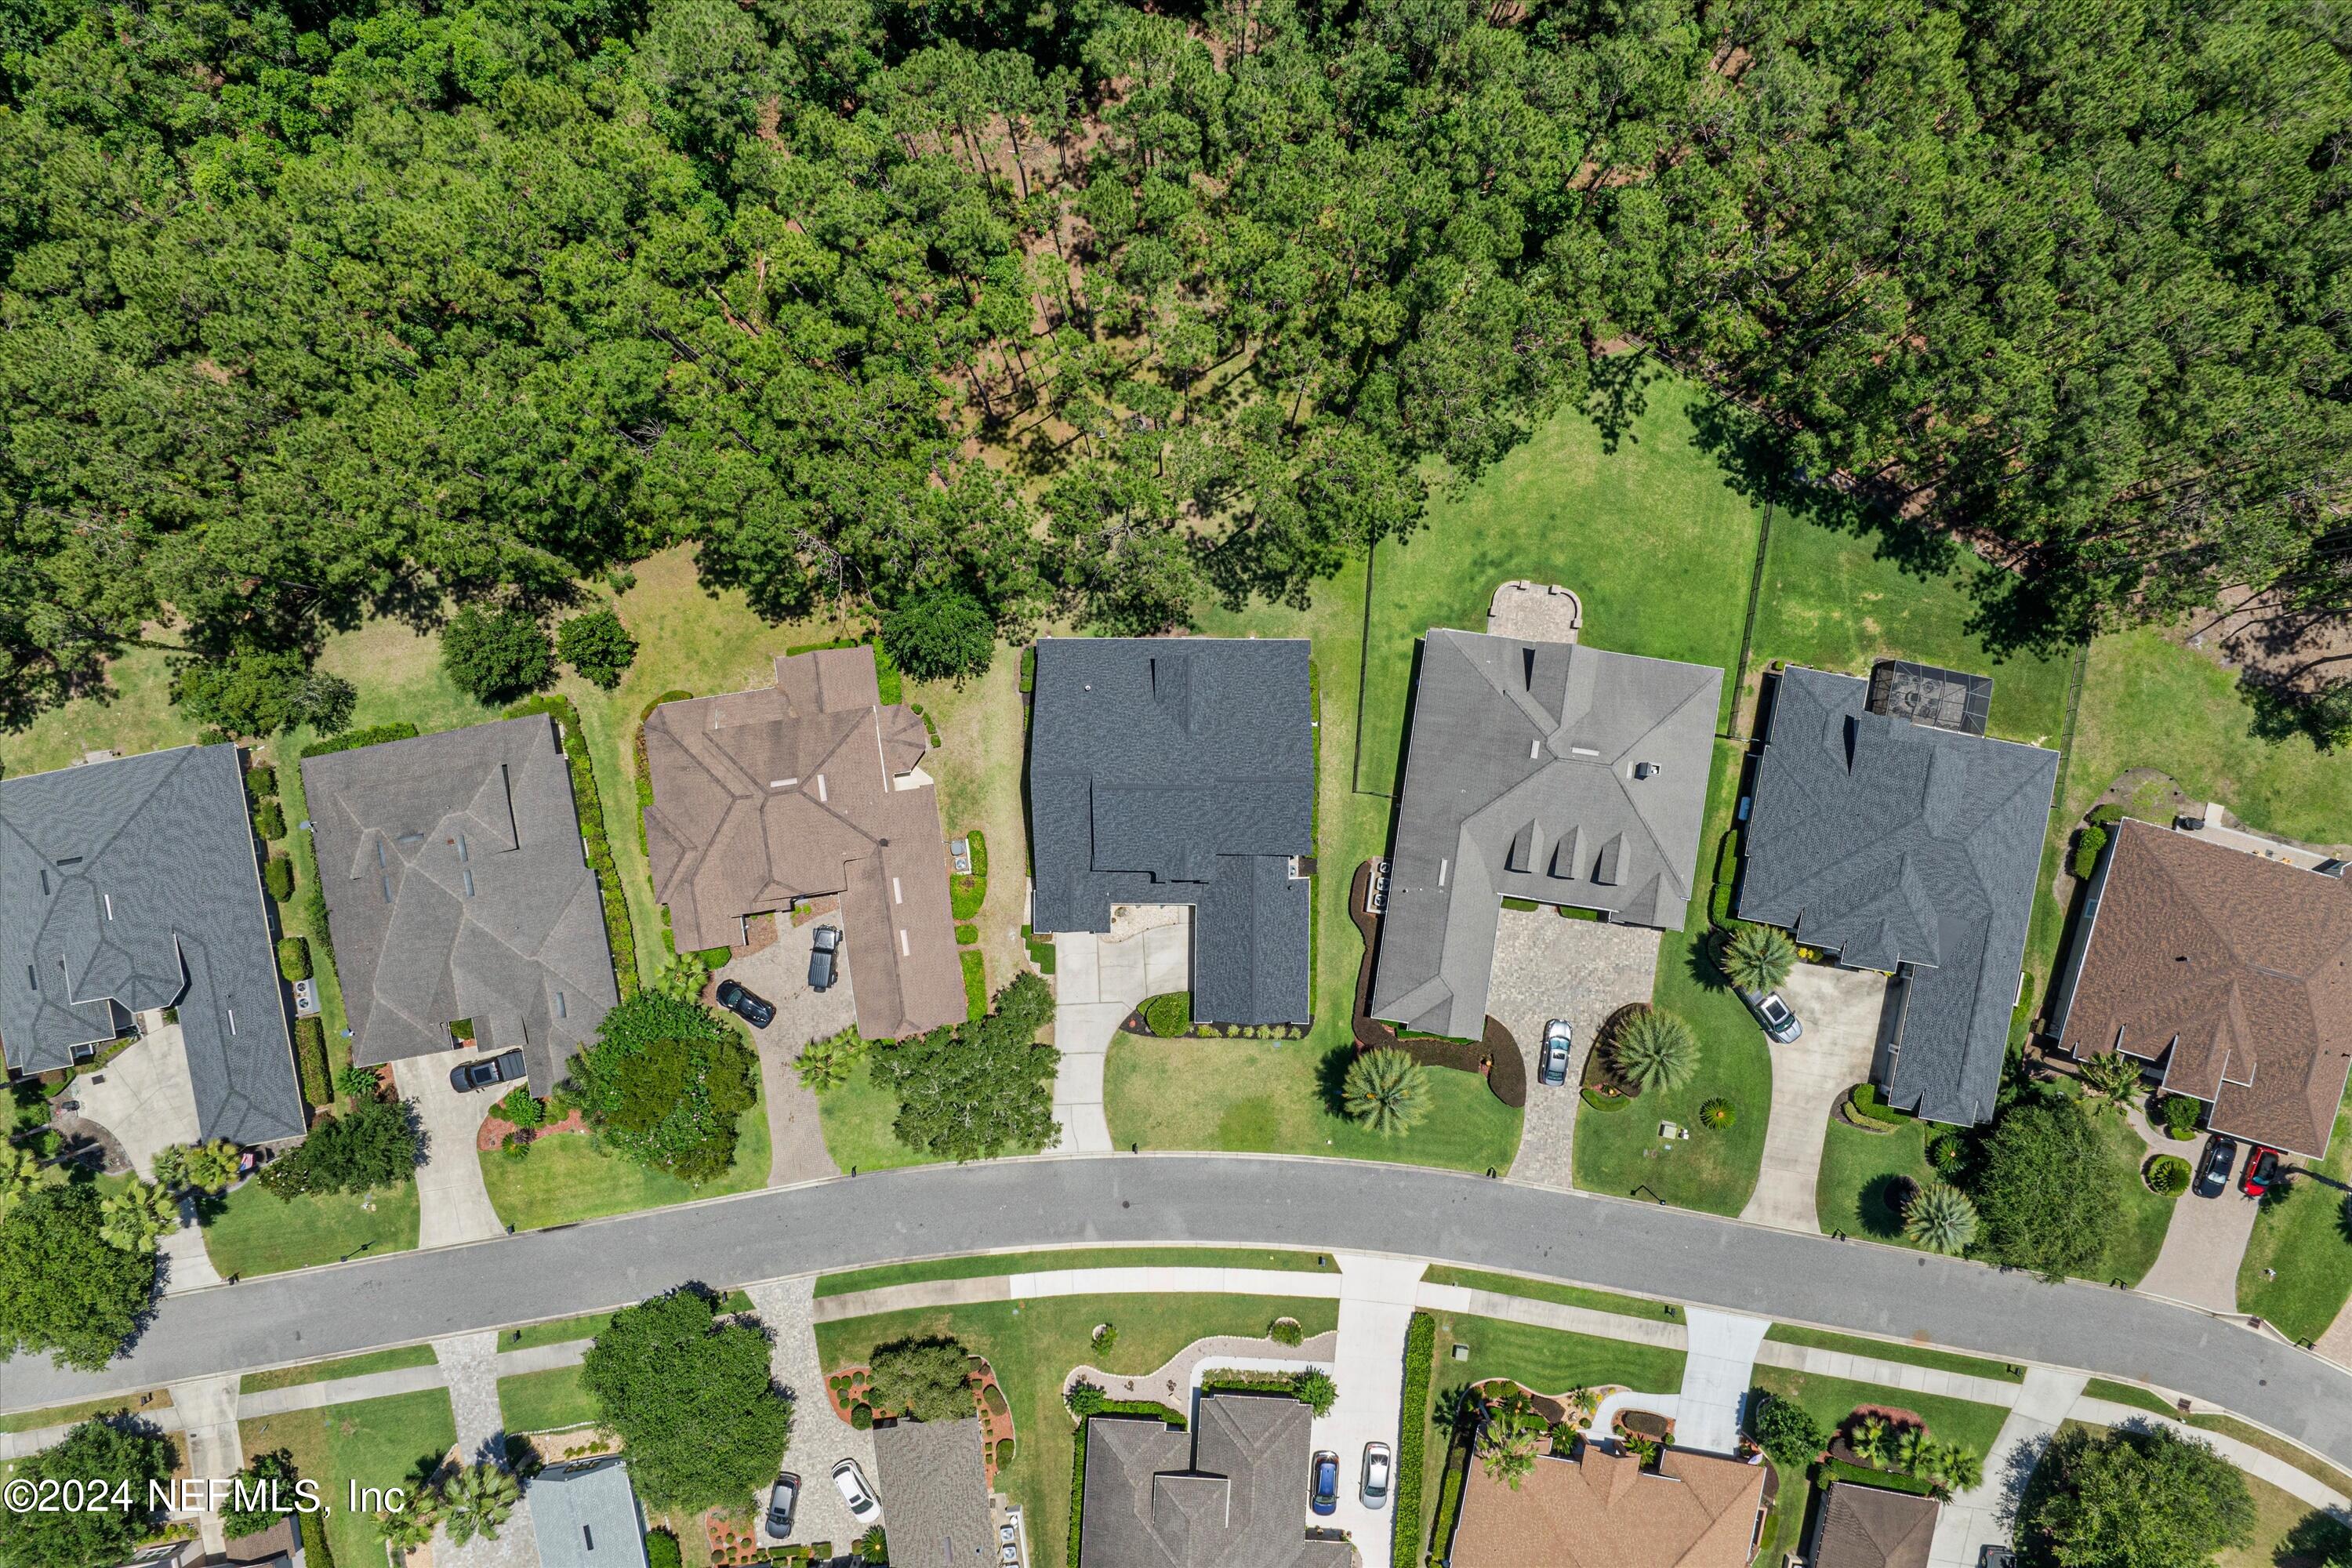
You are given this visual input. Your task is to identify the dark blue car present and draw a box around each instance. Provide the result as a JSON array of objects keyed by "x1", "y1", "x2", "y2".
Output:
[{"x1": 1310, "y1": 1450, "x2": 1339, "y2": 1515}]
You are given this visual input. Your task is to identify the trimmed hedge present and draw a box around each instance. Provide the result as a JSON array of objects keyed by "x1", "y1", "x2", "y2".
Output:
[
  {"x1": 2158, "y1": 1094, "x2": 2203, "y2": 1139},
  {"x1": 2071, "y1": 823, "x2": 2108, "y2": 879},
  {"x1": 263, "y1": 855, "x2": 295, "y2": 902},
  {"x1": 303, "y1": 883, "x2": 336, "y2": 972},
  {"x1": 505, "y1": 695, "x2": 640, "y2": 1000},
  {"x1": 1141, "y1": 992, "x2": 1192, "y2": 1037},
  {"x1": 277, "y1": 937, "x2": 311, "y2": 982},
  {"x1": 2086, "y1": 803, "x2": 2125, "y2": 827},
  {"x1": 960, "y1": 949, "x2": 987, "y2": 1022},
  {"x1": 982, "y1": 1383, "x2": 1010, "y2": 1418},
  {"x1": 1581, "y1": 1086, "x2": 1633, "y2": 1112},
  {"x1": 252, "y1": 798, "x2": 287, "y2": 841},
  {"x1": 951, "y1": 829, "x2": 989, "y2": 920},
  {"x1": 1500, "y1": 897, "x2": 1540, "y2": 912},
  {"x1": 955, "y1": 923, "x2": 979, "y2": 946},
  {"x1": 293, "y1": 1017, "x2": 331, "y2": 1110},
  {"x1": 1817, "y1": 1457, "x2": 1942, "y2": 1497},
  {"x1": 1708, "y1": 828, "x2": 1741, "y2": 928},
  {"x1": 643, "y1": 1529, "x2": 681, "y2": 1568},
  {"x1": 300, "y1": 722, "x2": 419, "y2": 760},
  {"x1": 245, "y1": 764, "x2": 277, "y2": 798},
  {"x1": 1068, "y1": 1419, "x2": 1089, "y2": 1568},
  {"x1": 1393, "y1": 1311, "x2": 1435, "y2": 1568},
  {"x1": 1849, "y1": 1083, "x2": 1912, "y2": 1125}
]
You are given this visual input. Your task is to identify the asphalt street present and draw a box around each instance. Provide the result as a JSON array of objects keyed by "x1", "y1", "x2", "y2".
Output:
[{"x1": 7, "y1": 1154, "x2": 2347, "y2": 1468}]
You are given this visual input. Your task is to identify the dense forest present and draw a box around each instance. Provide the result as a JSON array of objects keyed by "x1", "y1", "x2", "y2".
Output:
[{"x1": 0, "y1": 0, "x2": 2346, "y2": 725}]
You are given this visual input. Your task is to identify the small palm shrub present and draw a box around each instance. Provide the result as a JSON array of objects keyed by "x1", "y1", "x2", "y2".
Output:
[
  {"x1": 1609, "y1": 1007, "x2": 1700, "y2": 1094},
  {"x1": 2078, "y1": 1049, "x2": 2143, "y2": 1103},
  {"x1": 1140, "y1": 992, "x2": 1192, "y2": 1036},
  {"x1": 2144, "y1": 1154, "x2": 2191, "y2": 1196},
  {"x1": 1719, "y1": 924, "x2": 1796, "y2": 993},
  {"x1": 1903, "y1": 1180, "x2": 1979, "y2": 1255},
  {"x1": 1341, "y1": 1047, "x2": 1433, "y2": 1136},
  {"x1": 439, "y1": 1463, "x2": 520, "y2": 1545},
  {"x1": 1698, "y1": 1097, "x2": 1735, "y2": 1130}
]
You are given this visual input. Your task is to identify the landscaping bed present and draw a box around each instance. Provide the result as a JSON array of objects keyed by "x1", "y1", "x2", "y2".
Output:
[{"x1": 1345, "y1": 859, "x2": 1525, "y2": 1107}]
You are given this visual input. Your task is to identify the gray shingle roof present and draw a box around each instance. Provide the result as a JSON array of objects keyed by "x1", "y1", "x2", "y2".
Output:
[
  {"x1": 1078, "y1": 1395, "x2": 1351, "y2": 1568},
  {"x1": 1739, "y1": 667, "x2": 2058, "y2": 1126},
  {"x1": 303, "y1": 716, "x2": 620, "y2": 1090},
  {"x1": 1029, "y1": 639, "x2": 1314, "y2": 1025},
  {"x1": 870, "y1": 1417, "x2": 996, "y2": 1567},
  {"x1": 528, "y1": 1460, "x2": 650, "y2": 1568},
  {"x1": 1371, "y1": 630, "x2": 1724, "y2": 1040},
  {"x1": 0, "y1": 743, "x2": 306, "y2": 1145}
]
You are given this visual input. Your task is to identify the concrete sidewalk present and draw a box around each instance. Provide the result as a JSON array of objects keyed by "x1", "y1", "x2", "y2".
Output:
[
  {"x1": 1928, "y1": 1368, "x2": 2086, "y2": 1568},
  {"x1": 2071, "y1": 1398, "x2": 2349, "y2": 1512}
]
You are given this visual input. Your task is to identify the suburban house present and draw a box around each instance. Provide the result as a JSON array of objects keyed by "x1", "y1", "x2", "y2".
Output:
[
  {"x1": 1029, "y1": 638, "x2": 1315, "y2": 1025},
  {"x1": 2049, "y1": 816, "x2": 2352, "y2": 1158},
  {"x1": 1448, "y1": 1442, "x2": 1767, "y2": 1568},
  {"x1": 1738, "y1": 664, "x2": 2059, "y2": 1126},
  {"x1": 641, "y1": 644, "x2": 963, "y2": 1040},
  {"x1": 1371, "y1": 627, "x2": 1722, "y2": 1040},
  {"x1": 1806, "y1": 1483, "x2": 1940, "y2": 1568},
  {"x1": 870, "y1": 1416, "x2": 996, "y2": 1565},
  {"x1": 304, "y1": 715, "x2": 621, "y2": 1091},
  {"x1": 0, "y1": 744, "x2": 306, "y2": 1145},
  {"x1": 528, "y1": 1458, "x2": 652, "y2": 1568},
  {"x1": 1077, "y1": 1393, "x2": 1348, "y2": 1568}
]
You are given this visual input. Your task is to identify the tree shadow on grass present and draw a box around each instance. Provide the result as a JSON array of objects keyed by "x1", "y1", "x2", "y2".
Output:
[
  {"x1": 1315, "y1": 1044, "x2": 1356, "y2": 1119},
  {"x1": 1855, "y1": 1173, "x2": 1915, "y2": 1240}
]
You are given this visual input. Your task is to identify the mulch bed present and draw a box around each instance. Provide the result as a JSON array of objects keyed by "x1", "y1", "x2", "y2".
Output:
[
  {"x1": 1119, "y1": 1009, "x2": 1309, "y2": 1042},
  {"x1": 822, "y1": 1357, "x2": 1018, "y2": 1483},
  {"x1": 1348, "y1": 861, "x2": 1526, "y2": 1108},
  {"x1": 476, "y1": 1109, "x2": 586, "y2": 1153}
]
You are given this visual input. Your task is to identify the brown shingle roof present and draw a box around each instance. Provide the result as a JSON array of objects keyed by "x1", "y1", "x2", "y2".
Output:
[
  {"x1": 642, "y1": 647, "x2": 964, "y2": 1040},
  {"x1": 1451, "y1": 1443, "x2": 1765, "y2": 1568},
  {"x1": 2059, "y1": 818, "x2": 2352, "y2": 1157},
  {"x1": 1808, "y1": 1483, "x2": 1939, "y2": 1568}
]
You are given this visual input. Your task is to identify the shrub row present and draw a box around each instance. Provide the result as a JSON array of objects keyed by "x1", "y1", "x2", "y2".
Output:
[
  {"x1": 1500, "y1": 897, "x2": 1540, "y2": 912},
  {"x1": 1395, "y1": 1312, "x2": 1435, "y2": 1568},
  {"x1": 2071, "y1": 822, "x2": 2109, "y2": 879},
  {"x1": 245, "y1": 763, "x2": 277, "y2": 799},
  {"x1": 951, "y1": 829, "x2": 989, "y2": 921},
  {"x1": 278, "y1": 937, "x2": 311, "y2": 982},
  {"x1": 300, "y1": 722, "x2": 419, "y2": 760},
  {"x1": 263, "y1": 855, "x2": 295, "y2": 902},
  {"x1": 506, "y1": 695, "x2": 640, "y2": 1000},
  {"x1": 292, "y1": 1017, "x2": 332, "y2": 1110},
  {"x1": 960, "y1": 950, "x2": 987, "y2": 1022},
  {"x1": 633, "y1": 690, "x2": 694, "y2": 858},
  {"x1": 1817, "y1": 1457, "x2": 1942, "y2": 1497},
  {"x1": 644, "y1": 1529, "x2": 682, "y2": 1568},
  {"x1": 252, "y1": 798, "x2": 287, "y2": 840}
]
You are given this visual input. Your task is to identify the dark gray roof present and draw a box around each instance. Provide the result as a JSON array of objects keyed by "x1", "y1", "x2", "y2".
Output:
[
  {"x1": 528, "y1": 1459, "x2": 649, "y2": 1568},
  {"x1": 0, "y1": 744, "x2": 305, "y2": 1145},
  {"x1": 303, "y1": 716, "x2": 619, "y2": 1089},
  {"x1": 1079, "y1": 1395, "x2": 1351, "y2": 1568},
  {"x1": 1372, "y1": 629, "x2": 1723, "y2": 1040},
  {"x1": 1029, "y1": 639, "x2": 1314, "y2": 1025},
  {"x1": 1739, "y1": 667, "x2": 2058, "y2": 1126},
  {"x1": 871, "y1": 1417, "x2": 996, "y2": 1568}
]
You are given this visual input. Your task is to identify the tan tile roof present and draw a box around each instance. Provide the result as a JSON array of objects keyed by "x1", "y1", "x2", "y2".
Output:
[
  {"x1": 642, "y1": 646, "x2": 964, "y2": 1039},
  {"x1": 1808, "y1": 1483, "x2": 1940, "y2": 1568},
  {"x1": 1451, "y1": 1444, "x2": 1765, "y2": 1568},
  {"x1": 2060, "y1": 818, "x2": 2352, "y2": 1156}
]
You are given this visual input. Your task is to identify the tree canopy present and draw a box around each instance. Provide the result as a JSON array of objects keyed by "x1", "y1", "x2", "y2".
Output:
[
  {"x1": 579, "y1": 1289, "x2": 793, "y2": 1513},
  {"x1": 2018, "y1": 1425, "x2": 2255, "y2": 1568},
  {"x1": 1972, "y1": 1092, "x2": 2109, "y2": 1282},
  {"x1": 568, "y1": 993, "x2": 759, "y2": 1182},
  {"x1": 869, "y1": 971, "x2": 1058, "y2": 1160},
  {"x1": 0, "y1": 1417, "x2": 176, "y2": 1568},
  {"x1": 0, "y1": 1185, "x2": 158, "y2": 1369},
  {"x1": 2, "y1": 0, "x2": 2342, "y2": 731}
]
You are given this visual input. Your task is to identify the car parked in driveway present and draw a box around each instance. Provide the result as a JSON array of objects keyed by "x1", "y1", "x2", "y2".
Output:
[
  {"x1": 1360, "y1": 1443, "x2": 1392, "y2": 1508},
  {"x1": 715, "y1": 978, "x2": 776, "y2": 1029},
  {"x1": 2197, "y1": 1134, "x2": 2238, "y2": 1198},
  {"x1": 831, "y1": 1458, "x2": 880, "y2": 1525},
  {"x1": 1309, "y1": 1451, "x2": 1339, "y2": 1516},
  {"x1": 809, "y1": 925, "x2": 844, "y2": 990},
  {"x1": 2240, "y1": 1145, "x2": 2281, "y2": 1199},
  {"x1": 765, "y1": 1472, "x2": 798, "y2": 1537},
  {"x1": 1739, "y1": 987, "x2": 1802, "y2": 1044},
  {"x1": 449, "y1": 1049, "x2": 526, "y2": 1094},
  {"x1": 1538, "y1": 1020, "x2": 1573, "y2": 1087}
]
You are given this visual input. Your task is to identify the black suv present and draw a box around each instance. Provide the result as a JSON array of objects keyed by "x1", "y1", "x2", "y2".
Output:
[
  {"x1": 449, "y1": 1049, "x2": 527, "y2": 1094},
  {"x1": 808, "y1": 925, "x2": 844, "y2": 991}
]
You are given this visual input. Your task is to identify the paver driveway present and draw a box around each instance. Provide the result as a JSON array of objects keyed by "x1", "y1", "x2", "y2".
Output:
[
  {"x1": 718, "y1": 921, "x2": 858, "y2": 1186},
  {"x1": 1740, "y1": 962, "x2": 1885, "y2": 1233},
  {"x1": 1483, "y1": 906, "x2": 1660, "y2": 1190},
  {"x1": 2137, "y1": 1186, "x2": 2260, "y2": 1315}
]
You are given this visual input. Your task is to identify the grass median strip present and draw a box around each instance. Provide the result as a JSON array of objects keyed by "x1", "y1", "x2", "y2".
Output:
[
  {"x1": 1763, "y1": 1324, "x2": 2024, "y2": 1383},
  {"x1": 498, "y1": 1365, "x2": 601, "y2": 1435},
  {"x1": 241, "y1": 1345, "x2": 439, "y2": 1396}
]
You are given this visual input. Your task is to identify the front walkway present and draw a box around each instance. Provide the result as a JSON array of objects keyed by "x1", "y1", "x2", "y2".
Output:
[
  {"x1": 742, "y1": 1276, "x2": 877, "y2": 1552},
  {"x1": 394, "y1": 1053, "x2": 508, "y2": 1249},
  {"x1": 73, "y1": 1020, "x2": 201, "y2": 1178},
  {"x1": 1740, "y1": 964, "x2": 1886, "y2": 1234},
  {"x1": 158, "y1": 1201, "x2": 223, "y2": 1295},
  {"x1": 1049, "y1": 914, "x2": 1189, "y2": 1153},
  {"x1": 168, "y1": 1375, "x2": 239, "y2": 1555},
  {"x1": 2137, "y1": 1188, "x2": 2261, "y2": 1315},
  {"x1": 1484, "y1": 908, "x2": 1660, "y2": 1192},
  {"x1": 1926, "y1": 1367, "x2": 2085, "y2": 1568},
  {"x1": 432, "y1": 1331, "x2": 541, "y2": 1568}
]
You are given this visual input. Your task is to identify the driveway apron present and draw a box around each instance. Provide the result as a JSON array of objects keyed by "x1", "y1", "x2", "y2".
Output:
[
  {"x1": 167, "y1": 1374, "x2": 240, "y2": 1555},
  {"x1": 1739, "y1": 964, "x2": 1886, "y2": 1234},
  {"x1": 742, "y1": 1276, "x2": 878, "y2": 1552},
  {"x1": 395, "y1": 1052, "x2": 507, "y2": 1249},
  {"x1": 2136, "y1": 1187, "x2": 2261, "y2": 1316},
  {"x1": 1050, "y1": 919, "x2": 1189, "y2": 1153},
  {"x1": 1926, "y1": 1367, "x2": 2087, "y2": 1568},
  {"x1": 1318, "y1": 1254, "x2": 1428, "y2": 1568}
]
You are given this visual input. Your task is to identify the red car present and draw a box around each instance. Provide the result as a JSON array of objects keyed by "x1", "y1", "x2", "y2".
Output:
[{"x1": 2240, "y1": 1145, "x2": 2281, "y2": 1198}]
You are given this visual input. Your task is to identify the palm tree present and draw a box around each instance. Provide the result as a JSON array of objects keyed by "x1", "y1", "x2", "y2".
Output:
[
  {"x1": 2077, "y1": 1050, "x2": 2143, "y2": 1105},
  {"x1": 1893, "y1": 1424, "x2": 1932, "y2": 1475},
  {"x1": 1903, "y1": 1181, "x2": 1980, "y2": 1256},
  {"x1": 1609, "y1": 1008, "x2": 1701, "y2": 1094},
  {"x1": 438, "y1": 1464, "x2": 519, "y2": 1545},
  {"x1": 1342, "y1": 1048, "x2": 1432, "y2": 1136},
  {"x1": 377, "y1": 1472, "x2": 444, "y2": 1552},
  {"x1": 1851, "y1": 1415, "x2": 1893, "y2": 1468},
  {"x1": 98, "y1": 1181, "x2": 180, "y2": 1254},
  {"x1": 1, "y1": 1145, "x2": 64, "y2": 1206},
  {"x1": 1719, "y1": 924, "x2": 1796, "y2": 993},
  {"x1": 1925, "y1": 1439, "x2": 1982, "y2": 1491}
]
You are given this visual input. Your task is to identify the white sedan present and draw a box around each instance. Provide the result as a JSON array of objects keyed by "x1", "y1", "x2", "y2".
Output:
[
  {"x1": 1361, "y1": 1442, "x2": 1392, "y2": 1508},
  {"x1": 832, "y1": 1458, "x2": 882, "y2": 1524}
]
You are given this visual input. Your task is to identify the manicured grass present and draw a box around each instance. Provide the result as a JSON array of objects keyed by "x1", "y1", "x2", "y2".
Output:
[
  {"x1": 1575, "y1": 741, "x2": 1771, "y2": 1214},
  {"x1": 2082, "y1": 1097, "x2": 2176, "y2": 1288},
  {"x1": 241, "y1": 1345, "x2": 437, "y2": 1395},
  {"x1": 239, "y1": 1388, "x2": 457, "y2": 1568},
  {"x1": 2080, "y1": 1377, "x2": 2179, "y2": 1417},
  {"x1": 816, "y1": 1247, "x2": 1336, "y2": 1298},
  {"x1": 201, "y1": 1179, "x2": 419, "y2": 1279},
  {"x1": 497, "y1": 1365, "x2": 600, "y2": 1434},
  {"x1": 1104, "y1": 1033, "x2": 1523, "y2": 1174},
  {"x1": 960, "y1": 949, "x2": 988, "y2": 1021},
  {"x1": 1752, "y1": 1457, "x2": 1807, "y2": 1568},
  {"x1": 813, "y1": 1068, "x2": 946, "y2": 1174},
  {"x1": 1359, "y1": 372, "x2": 1763, "y2": 793},
  {"x1": 1748, "y1": 507, "x2": 2072, "y2": 747},
  {"x1": 1814, "y1": 1116, "x2": 1936, "y2": 1247},
  {"x1": 476, "y1": 1112, "x2": 771, "y2": 1232},
  {"x1": 2236, "y1": 1088, "x2": 2352, "y2": 1344},
  {"x1": 2187, "y1": 1413, "x2": 2352, "y2": 1499},
  {"x1": 499, "y1": 1312, "x2": 615, "y2": 1351},
  {"x1": 1749, "y1": 1368, "x2": 2009, "y2": 1462},
  {"x1": 2218, "y1": 1471, "x2": 2345, "y2": 1568},
  {"x1": 1420, "y1": 1265, "x2": 1682, "y2": 1323},
  {"x1": 0, "y1": 1391, "x2": 172, "y2": 1436},
  {"x1": 1764, "y1": 1325, "x2": 2023, "y2": 1383},
  {"x1": 814, "y1": 1292, "x2": 1342, "y2": 1568},
  {"x1": 0, "y1": 644, "x2": 198, "y2": 776}
]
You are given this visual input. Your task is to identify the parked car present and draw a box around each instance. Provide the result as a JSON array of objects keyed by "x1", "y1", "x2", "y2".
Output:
[
  {"x1": 448, "y1": 1049, "x2": 526, "y2": 1094},
  {"x1": 1360, "y1": 1443, "x2": 1392, "y2": 1508},
  {"x1": 1740, "y1": 987, "x2": 1802, "y2": 1044},
  {"x1": 1309, "y1": 1451, "x2": 1339, "y2": 1516},
  {"x1": 765, "y1": 1472, "x2": 798, "y2": 1537},
  {"x1": 2240, "y1": 1145, "x2": 2281, "y2": 1199},
  {"x1": 715, "y1": 978, "x2": 776, "y2": 1029},
  {"x1": 2196, "y1": 1134, "x2": 2238, "y2": 1198},
  {"x1": 1538, "y1": 1020, "x2": 1573, "y2": 1087},
  {"x1": 831, "y1": 1459, "x2": 880, "y2": 1525},
  {"x1": 809, "y1": 925, "x2": 844, "y2": 991}
]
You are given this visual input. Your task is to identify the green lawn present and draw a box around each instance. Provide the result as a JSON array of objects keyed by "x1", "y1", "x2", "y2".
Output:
[
  {"x1": 499, "y1": 1312, "x2": 617, "y2": 1352},
  {"x1": 2082, "y1": 1377, "x2": 2178, "y2": 1418},
  {"x1": 1815, "y1": 1116, "x2": 1936, "y2": 1247},
  {"x1": 240, "y1": 1345, "x2": 437, "y2": 1396},
  {"x1": 816, "y1": 1247, "x2": 1336, "y2": 1298},
  {"x1": 1749, "y1": 1367, "x2": 2010, "y2": 1461},
  {"x1": 0, "y1": 1391, "x2": 172, "y2": 1436},
  {"x1": 497, "y1": 1365, "x2": 600, "y2": 1434},
  {"x1": 1763, "y1": 1325, "x2": 2024, "y2": 1383},
  {"x1": 238, "y1": 1388, "x2": 457, "y2": 1568},
  {"x1": 2219, "y1": 1470, "x2": 2346, "y2": 1568},
  {"x1": 202, "y1": 1180, "x2": 419, "y2": 1279},
  {"x1": 2237, "y1": 1087, "x2": 2352, "y2": 1343},
  {"x1": 813, "y1": 1292, "x2": 1343, "y2": 1568},
  {"x1": 1359, "y1": 372, "x2": 1764, "y2": 793},
  {"x1": 1419, "y1": 1266, "x2": 1682, "y2": 1323},
  {"x1": 812, "y1": 1067, "x2": 947, "y2": 1174},
  {"x1": 1575, "y1": 741, "x2": 1772, "y2": 1214},
  {"x1": 477, "y1": 1114, "x2": 771, "y2": 1232},
  {"x1": 1104, "y1": 1033, "x2": 1523, "y2": 1173},
  {"x1": 1748, "y1": 507, "x2": 2072, "y2": 748},
  {"x1": 2083, "y1": 1099, "x2": 2176, "y2": 1289}
]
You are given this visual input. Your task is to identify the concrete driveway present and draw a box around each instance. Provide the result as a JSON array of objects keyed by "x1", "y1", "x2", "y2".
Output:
[
  {"x1": 1051, "y1": 908, "x2": 1189, "y2": 1153},
  {"x1": 1738, "y1": 962, "x2": 1886, "y2": 1234},
  {"x1": 717, "y1": 920, "x2": 858, "y2": 1187},
  {"x1": 391, "y1": 1051, "x2": 508, "y2": 1248},
  {"x1": 2138, "y1": 1187, "x2": 2262, "y2": 1314},
  {"x1": 71, "y1": 1016, "x2": 201, "y2": 1178},
  {"x1": 1483, "y1": 908, "x2": 1661, "y2": 1191}
]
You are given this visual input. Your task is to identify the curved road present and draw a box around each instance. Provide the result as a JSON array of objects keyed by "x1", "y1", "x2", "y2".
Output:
[{"x1": 12, "y1": 1155, "x2": 2349, "y2": 1468}]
